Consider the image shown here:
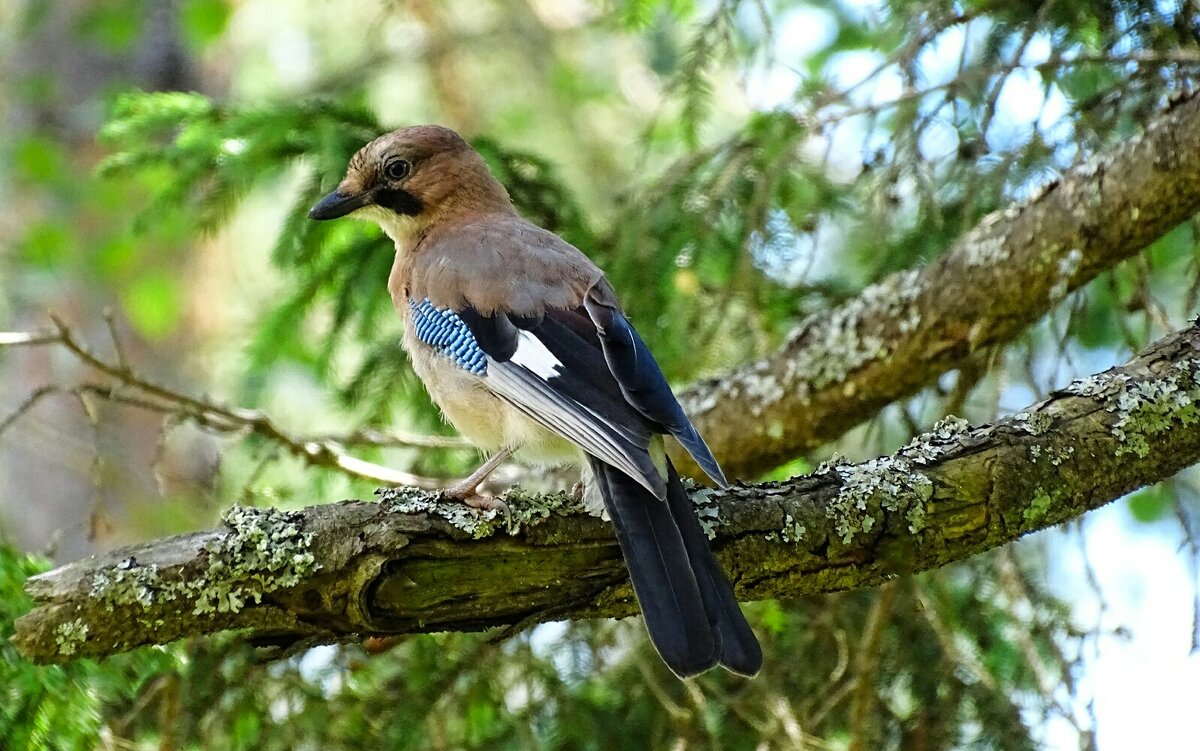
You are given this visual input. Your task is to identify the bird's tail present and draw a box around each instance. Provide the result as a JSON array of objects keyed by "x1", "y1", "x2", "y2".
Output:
[{"x1": 588, "y1": 456, "x2": 763, "y2": 678}]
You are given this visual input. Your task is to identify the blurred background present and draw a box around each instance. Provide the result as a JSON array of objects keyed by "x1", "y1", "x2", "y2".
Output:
[{"x1": 1, "y1": 0, "x2": 1199, "y2": 748}]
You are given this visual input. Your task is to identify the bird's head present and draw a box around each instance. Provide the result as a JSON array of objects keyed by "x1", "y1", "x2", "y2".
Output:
[{"x1": 308, "y1": 125, "x2": 512, "y2": 242}]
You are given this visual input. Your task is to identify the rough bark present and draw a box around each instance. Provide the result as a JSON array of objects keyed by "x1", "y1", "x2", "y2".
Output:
[
  {"x1": 678, "y1": 92, "x2": 1200, "y2": 480},
  {"x1": 15, "y1": 319, "x2": 1200, "y2": 664}
]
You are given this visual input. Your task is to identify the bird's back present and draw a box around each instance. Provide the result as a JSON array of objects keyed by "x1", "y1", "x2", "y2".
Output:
[{"x1": 403, "y1": 213, "x2": 609, "y2": 317}]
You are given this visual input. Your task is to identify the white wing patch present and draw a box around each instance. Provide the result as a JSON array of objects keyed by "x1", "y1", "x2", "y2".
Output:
[
  {"x1": 483, "y1": 349, "x2": 667, "y2": 499},
  {"x1": 509, "y1": 330, "x2": 563, "y2": 379}
]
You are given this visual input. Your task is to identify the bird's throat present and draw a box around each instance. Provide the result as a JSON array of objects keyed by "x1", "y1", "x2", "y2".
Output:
[{"x1": 358, "y1": 205, "x2": 422, "y2": 249}]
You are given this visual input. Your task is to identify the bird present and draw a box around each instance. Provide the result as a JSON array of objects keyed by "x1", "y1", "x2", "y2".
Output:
[{"x1": 308, "y1": 125, "x2": 761, "y2": 678}]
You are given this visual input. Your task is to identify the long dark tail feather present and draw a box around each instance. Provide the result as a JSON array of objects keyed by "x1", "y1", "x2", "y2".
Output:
[
  {"x1": 664, "y1": 462, "x2": 763, "y2": 677},
  {"x1": 590, "y1": 457, "x2": 762, "y2": 678},
  {"x1": 590, "y1": 457, "x2": 719, "y2": 678}
]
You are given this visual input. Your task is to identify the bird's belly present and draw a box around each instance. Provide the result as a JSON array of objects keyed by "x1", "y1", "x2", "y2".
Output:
[{"x1": 402, "y1": 329, "x2": 579, "y2": 465}]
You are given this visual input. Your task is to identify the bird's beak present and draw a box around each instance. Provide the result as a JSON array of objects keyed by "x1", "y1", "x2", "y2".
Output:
[{"x1": 308, "y1": 189, "x2": 373, "y2": 220}]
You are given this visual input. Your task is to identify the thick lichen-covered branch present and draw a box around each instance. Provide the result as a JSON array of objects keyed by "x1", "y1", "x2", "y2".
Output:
[
  {"x1": 14, "y1": 320, "x2": 1200, "y2": 664},
  {"x1": 678, "y1": 93, "x2": 1200, "y2": 480}
]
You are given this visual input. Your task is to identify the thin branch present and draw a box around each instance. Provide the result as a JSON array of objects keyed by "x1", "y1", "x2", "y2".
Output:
[
  {"x1": 0, "y1": 385, "x2": 61, "y2": 437},
  {"x1": 0, "y1": 330, "x2": 62, "y2": 346},
  {"x1": 314, "y1": 427, "x2": 471, "y2": 450},
  {"x1": 0, "y1": 319, "x2": 452, "y2": 488},
  {"x1": 102, "y1": 308, "x2": 130, "y2": 372},
  {"x1": 848, "y1": 583, "x2": 896, "y2": 751},
  {"x1": 814, "y1": 49, "x2": 1200, "y2": 128}
]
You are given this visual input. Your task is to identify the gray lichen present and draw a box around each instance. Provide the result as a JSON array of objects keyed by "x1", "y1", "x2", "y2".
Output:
[
  {"x1": 1110, "y1": 366, "x2": 1200, "y2": 457},
  {"x1": 826, "y1": 456, "x2": 932, "y2": 544},
  {"x1": 689, "y1": 487, "x2": 722, "y2": 540},
  {"x1": 54, "y1": 618, "x2": 89, "y2": 656},
  {"x1": 821, "y1": 416, "x2": 970, "y2": 543},
  {"x1": 380, "y1": 486, "x2": 506, "y2": 538},
  {"x1": 901, "y1": 416, "x2": 970, "y2": 463},
  {"x1": 378, "y1": 485, "x2": 583, "y2": 539},
  {"x1": 1015, "y1": 410, "x2": 1054, "y2": 436},
  {"x1": 505, "y1": 487, "x2": 584, "y2": 530},
  {"x1": 1067, "y1": 372, "x2": 1131, "y2": 399},
  {"x1": 90, "y1": 556, "x2": 162, "y2": 610},
  {"x1": 766, "y1": 512, "x2": 807, "y2": 544},
  {"x1": 963, "y1": 206, "x2": 1022, "y2": 268},
  {"x1": 1051, "y1": 445, "x2": 1075, "y2": 465},
  {"x1": 784, "y1": 269, "x2": 924, "y2": 399},
  {"x1": 1067, "y1": 358, "x2": 1200, "y2": 458},
  {"x1": 88, "y1": 504, "x2": 319, "y2": 618},
  {"x1": 192, "y1": 505, "x2": 319, "y2": 615}
]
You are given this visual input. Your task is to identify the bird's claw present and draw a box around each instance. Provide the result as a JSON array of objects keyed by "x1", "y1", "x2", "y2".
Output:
[{"x1": 442, "y1": 487, "x2": 510, "y2": 517}]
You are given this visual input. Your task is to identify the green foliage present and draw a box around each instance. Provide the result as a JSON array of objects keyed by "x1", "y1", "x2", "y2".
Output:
[
  {"x1": 180, "y1": 0, "x2": 232, "y2": 49},
  {"x1": 99, "y1": 91, "x2": 382, "y2": 232},
  {"x1": 76, "y1": 0, "x2": 145, "y2": 52},
  {"x1": 1127, "y1": 485, "x2": 1172, "y2": 523},
  {"x1": 0, "y1": 543, "x2": 179, "y2": 751}
]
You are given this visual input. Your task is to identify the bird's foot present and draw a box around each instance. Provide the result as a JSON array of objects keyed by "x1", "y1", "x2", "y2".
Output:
[
  {"x1": 441, "y1": 482, "x2": 510, "y2": 516},
  {"x1": 569, "y1": 481, "x2": 585, "y2": 501},
  {"x1": 436, "y1": 447, "x2": 514, "y2": 516}
]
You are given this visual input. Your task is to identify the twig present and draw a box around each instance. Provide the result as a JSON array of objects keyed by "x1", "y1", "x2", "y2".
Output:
[
  {"x1": 1, "y1": 318, "x2": 450, "y2": 489},
  {"x1": 0, "y1": 330, "x2": 62, "y2": 346},
  {"x1": 812, "y1": 49, "x2": 1200, "y2": 129},
  {"x1": 847, "y1": 582, "x2": 897, "y2": 751},
  {"x1": 1173, "y1": 475, "x2": 1200, "y2": 653},
  {"x1": 102, "y1": 307, "x2": 130, "y2": 372},
  {"x1": 0, "y1": 385, "x2": 61, "y2": 437},
  {"x1": 317, "y1": 426, "x2": 471, "y2": 449}
]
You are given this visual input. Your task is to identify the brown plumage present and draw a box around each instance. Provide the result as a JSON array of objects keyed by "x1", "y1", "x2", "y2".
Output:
[
  {"x1": 398, "y1": 215, "x2": 610, "y2": 314},
  {"x1": 309, "y1": 125, "x2": 761, "y2": 679}
]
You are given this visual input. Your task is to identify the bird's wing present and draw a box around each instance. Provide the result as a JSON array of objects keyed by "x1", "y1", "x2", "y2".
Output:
[
  {"x1": 581, "y1": 285, "x2": 726, "y2": 488},
  {"x1": 407, "y1": 283, "x2": 726, "y2": 496}
]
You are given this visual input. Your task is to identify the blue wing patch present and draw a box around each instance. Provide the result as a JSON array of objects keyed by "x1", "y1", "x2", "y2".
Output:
[{"x1": 408, "y1": 298, "x2": 488, "y2": 375}]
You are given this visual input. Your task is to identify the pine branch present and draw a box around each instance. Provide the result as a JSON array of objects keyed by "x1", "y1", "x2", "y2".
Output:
[
  {"x1": 15, "y1": 318, "x2": 1200, "y2": 664},
  {"x1": 678, "y1": 91, "x2": 1200, "y2": 479}
]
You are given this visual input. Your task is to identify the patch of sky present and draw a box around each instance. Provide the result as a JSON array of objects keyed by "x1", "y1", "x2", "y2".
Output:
[
  {"x1": 913, "y1": 18, "x2": 992, "y2": 89},
  {"x1": 741, "y1": 4, "x2": 838, "y2": 110},
  {"x1": 825, "y1": 51, "x2": 903, "y2": 107},
  {"x1": 749, "y1": 208, "x2": 818, "y2": 287},
  {"x1": 836, "y1": 0, "x2": 888, "y2": 22}
]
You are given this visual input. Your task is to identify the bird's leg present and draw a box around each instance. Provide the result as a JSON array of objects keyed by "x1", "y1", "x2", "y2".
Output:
[{"x1": 442, "y1": 447, "x2": 514, "y2": 512}]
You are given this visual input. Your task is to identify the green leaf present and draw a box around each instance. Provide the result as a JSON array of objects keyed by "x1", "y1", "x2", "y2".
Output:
[
  {"x1": 12, "y1": 136, "x2": 65, "y2": 184},
  {"x1": 1127, "y1": 486, "x2": 1171, "y2": 524},
  {"x1": 77, "y1": 0, "x2": 144, "y2": 52},
  {"x1": 21, "y1": 222, "x2": 72, "y2": 267},
  {"x1": 181, "y1": 0, "x2": 231, "y2": 49},
  {"x1": 121, "y1": 272, "x2": 182, "y2": 340}
]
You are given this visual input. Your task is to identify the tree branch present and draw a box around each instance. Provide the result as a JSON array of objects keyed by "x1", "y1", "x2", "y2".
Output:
[
  {"x1": 15, "y1": 319, "x2": 1200, "y2": 664},
  {"x1": 679, "y1": 92, "x2": 1200, "y2": 479}
]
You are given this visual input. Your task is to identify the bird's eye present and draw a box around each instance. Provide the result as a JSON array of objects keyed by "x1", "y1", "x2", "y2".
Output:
[{"x1": 383, "y1": 159, "x2": 411, "y2": 181}]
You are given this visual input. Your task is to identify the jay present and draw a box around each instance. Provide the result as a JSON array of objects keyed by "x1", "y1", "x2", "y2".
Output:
[{"x1": 309, "y1": 126, "x2": 761, "y2": 678}]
